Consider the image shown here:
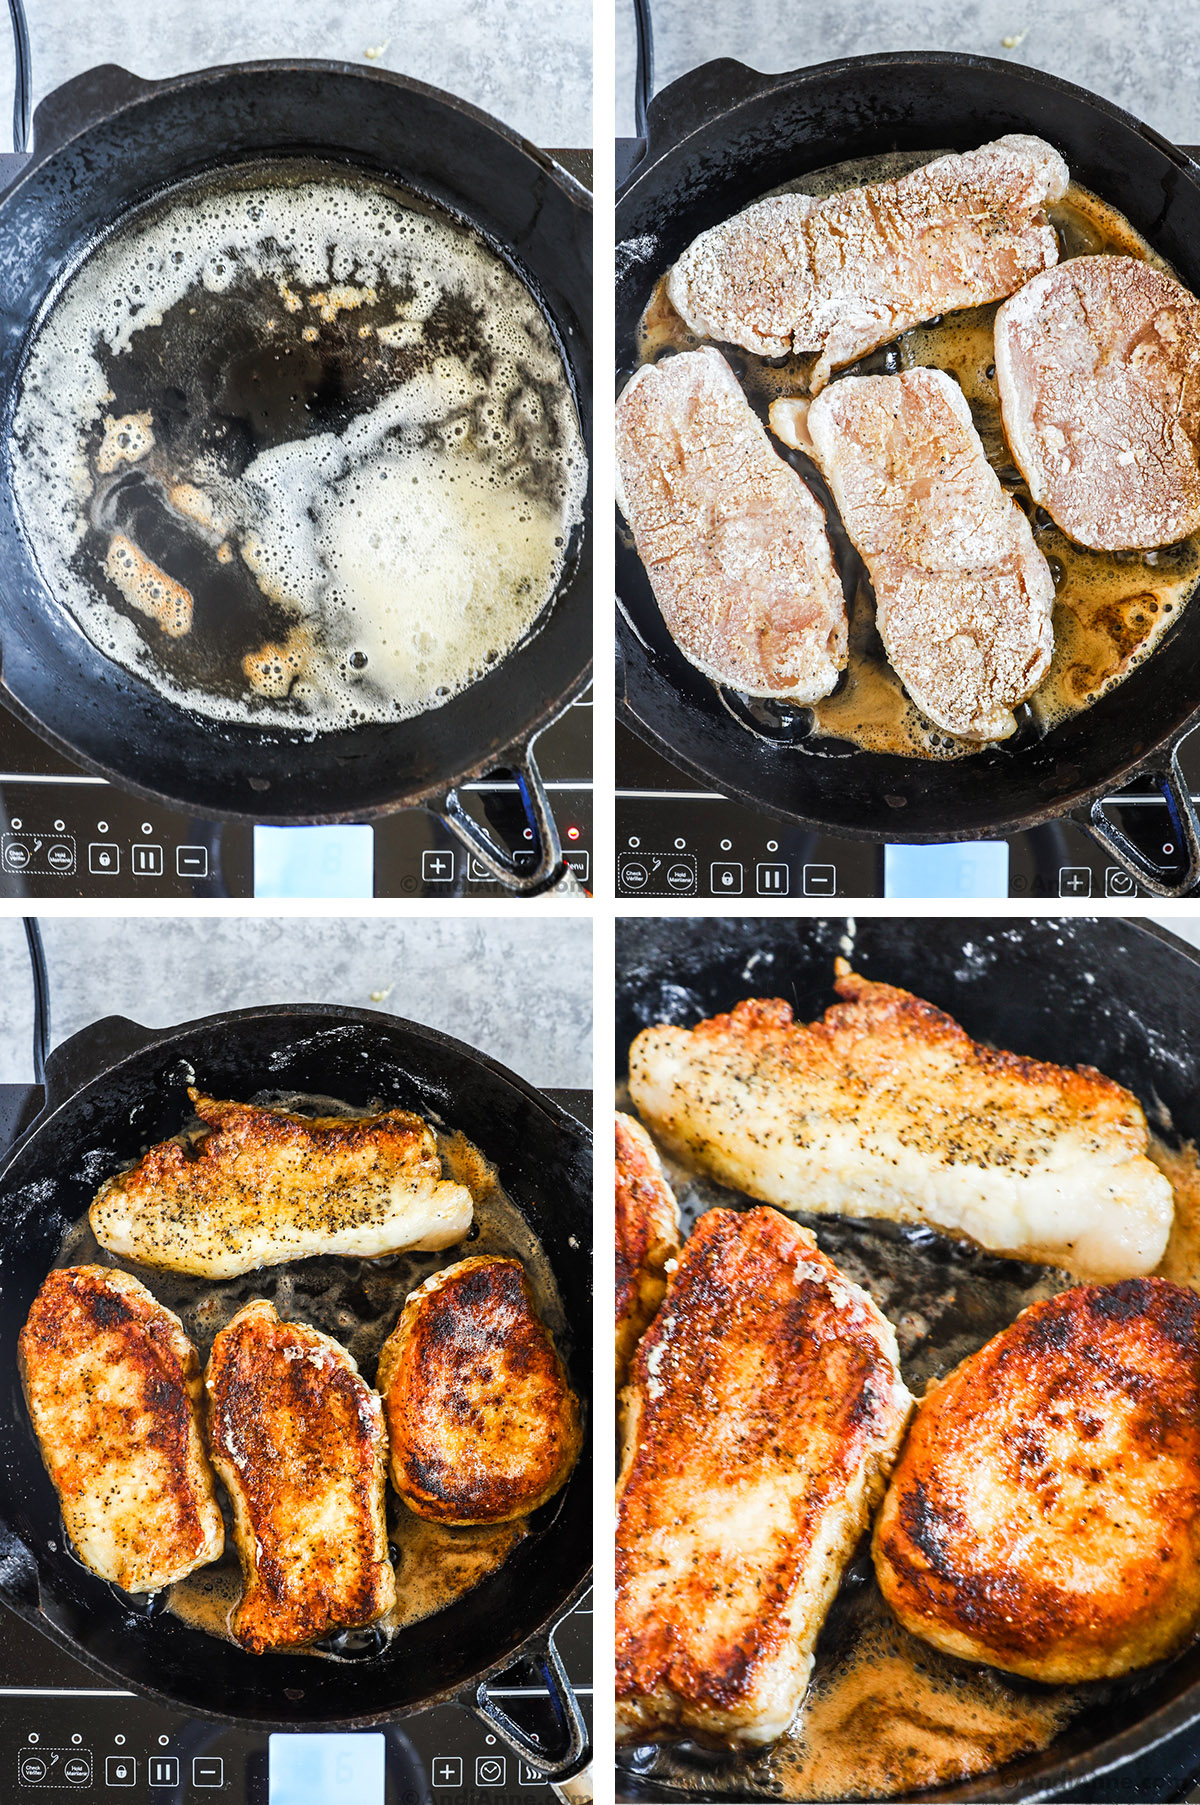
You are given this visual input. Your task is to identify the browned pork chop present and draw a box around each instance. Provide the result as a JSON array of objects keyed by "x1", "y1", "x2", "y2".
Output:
[
  {"x1": 874, "y1": 1279, "x2": 1200, "y2": 1682},
  {"x1": 775, "y1": 368, "x2": 1055, "y2": 739},
  {"x1": 616, "y1": 1206, "x2": 912, "y2": 1748},
  {"x1": 615, "y1": 1112, "x2": 681, "y2": 1385},
  {"x1": 995, "y1": 254, "x2": 1200, "y2": 551},
  {"x1": 668, "y1": 136, "x2": 1068, "y2": 390},
  {"x1": 615, "y1": 347, "x2": 846, "y2": 699}
]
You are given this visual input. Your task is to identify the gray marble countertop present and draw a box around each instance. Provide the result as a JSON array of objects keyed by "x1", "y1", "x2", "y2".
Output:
[
  {"x1": 0, "y1": 916, "x2": 591, "y2": 1088},
  {"x1": 616, "y1": 0, "x2": 1200, "y2": 147},
  {"x1": 2, "y1": 0, "x2": 591, "y2": 155}
]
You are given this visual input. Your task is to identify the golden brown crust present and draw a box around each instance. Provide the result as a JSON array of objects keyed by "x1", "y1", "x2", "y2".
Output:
[
  {"x1": 615, "y1": 1113, "x2": 681, "y2": 1385},
  {"x1": 18, "y1": 1265, "x2": 223, "y2": 1593},
  {"x1": 616, "y1": 1207, "x2": 912, "y2": 1746},
  {"x1": 378, "y1": 1255, "x2": 581, "y2": 1526},
  {"x1": 205, "y1": 1300, "x2": 395, "y2": 1652},
  {"x1": 90, "y1": 1089, "x2": 472, "y2": 1278},
  {"x1": 873, "y1": 1278, "x2": 1200, "y2": 1682}
]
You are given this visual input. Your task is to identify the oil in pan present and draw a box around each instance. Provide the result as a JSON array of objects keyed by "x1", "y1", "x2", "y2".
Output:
[{"x1": 11, "y1": 158, "x2": 587, "y2": 732}]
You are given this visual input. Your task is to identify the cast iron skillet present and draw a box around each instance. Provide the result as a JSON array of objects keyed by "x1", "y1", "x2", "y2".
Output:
[
  {"x1": 0, "y1": 1, "x2": 592, "y2": 893},
  {"x1": 616, "y1": 915, "x2": 1200, "y2": 1802},
  {"x1": 616, "y1": 16, "x2": 1200, "y2": 896},
  {"x1": 0, "y1": 1001, "x2": 593, "y2": 1792}
]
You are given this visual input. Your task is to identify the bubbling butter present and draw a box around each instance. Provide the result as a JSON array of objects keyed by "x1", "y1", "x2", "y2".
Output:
[{"x1": 11, "y1": 164, "x2": 587, "y2": 731}]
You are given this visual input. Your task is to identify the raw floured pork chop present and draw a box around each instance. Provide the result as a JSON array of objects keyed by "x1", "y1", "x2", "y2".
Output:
[
  {"x1": 995, "y1": 254, "x2": 1200, "y2": 551},
  {"x1": 616, "y1": 1206, "x2": 912, "y2": 1747},
  {"x1": 615, "y1": 346, "x2": 846, "y2": 699},
  {"x1": 628, "y1": 960, "x2": 1175, "y2": 1281},
  {"x1": 668, "y1": 136, "x2": 1068, "y2": 390},
  {"x1": 773, "y1": 368, "x2": 1055, "y2": 739}
]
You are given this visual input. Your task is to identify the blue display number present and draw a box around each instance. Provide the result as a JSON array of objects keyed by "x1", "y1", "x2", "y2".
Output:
[
  {"x1": 268, "y1": 1733, "x2": 385, "y2": 1805},
  {"x1": 883, "y1": 841, "x2": 1010, "y2": 899},
  {"x1": 253, "y1": 825, "x2": 375, "y2": 899}
]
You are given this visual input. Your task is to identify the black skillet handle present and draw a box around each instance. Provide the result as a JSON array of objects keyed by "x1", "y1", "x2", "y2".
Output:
[
  {"x1": 6, "y1": 0, "x2": 30, "y2": 153},
  {"x1": 470, "y1": 1637, "x2": 591, "y2": 1801},
  {"x1": 1070, "y1": 741, "x2": 1200, "y2": 898},
  {"x1": 427, "y1": 738, "x2": 575, "y2": 896},
  {"x1": 40, "y1": 1016, "x2": 161, "y2": 1114}
]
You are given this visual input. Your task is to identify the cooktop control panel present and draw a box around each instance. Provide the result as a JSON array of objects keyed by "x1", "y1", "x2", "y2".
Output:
[{"x1": 617, "y1": 725, "x2": 1197, "y2": 899}]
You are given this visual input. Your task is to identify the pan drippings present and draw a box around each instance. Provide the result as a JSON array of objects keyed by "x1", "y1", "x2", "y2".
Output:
[
  {"x1": 52, "y1": 1091, "x2": 570, "y2": 1659},
  {"x1": 633, "y1": 151, "x2": 1200, "y2": 760},
  {"x1": 11, "y1": 159, "x2": 586, "y2": 730},
  {"x1": 616, "y1": 1082, "x2": 1200, "y2": 1800}
]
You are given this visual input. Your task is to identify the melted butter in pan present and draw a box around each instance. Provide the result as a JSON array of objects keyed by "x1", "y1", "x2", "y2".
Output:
[{"x1": 634, "y1": 152, "x2": 1200, "y2": 761}]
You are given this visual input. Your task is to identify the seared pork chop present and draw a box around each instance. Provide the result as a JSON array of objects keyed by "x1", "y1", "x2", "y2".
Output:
[
  {"x1": 629, "y1": 960, "x2": 1173, "y2": 1280},
  {"x1": 773, "y1": 368, "x2": 1054, "y2": 740},
  {"x1": 616, "y1": 1206, "x2": 912, "y2": 1747},
  {"x1": 206, "y1": 1300, "x2": 395, "y2": 1652},
  {"x1": 995, "y1": 254, "x2": 1200, "y2": 551},
  {"x1": 377, "y1": 1256, "x2": 581, "y2": 1525},
  {"x1": 874, "y1": 1278, "x2": 1200, "y2": 1682},
  {"x1": 615, "y1": 347, "x2": 846, "y2": 699},
  {"x1": 19, "y1": 1265, "x2": 223, "y2": 1593},
  {"x1": 90, "y1": 1089, "x2": 473, "y2": 1279},
  {"x1": 615, "y1": 1112, "x2": 681, "y2": 1384},
  {"x1": 669, "y1": 136, "x2": 1068, "y2": 390}
]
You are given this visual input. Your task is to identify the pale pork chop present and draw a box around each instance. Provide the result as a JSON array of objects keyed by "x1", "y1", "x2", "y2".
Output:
[
  {"x1": 668, "y1": 136, "x2": 1068, "y2": 390},
  {"x1": 206, "y1": 1300, "x2": 396, "y2": 1652},
  {"x1": 616, "y1": 1205, "x2": 912, "y2": 1748},
  {"x1": 773, "y1": 368, "x2": 1055, "y2": 739},
  {"x1": 90, "y1": 1089, "x2": 473, "y2": 1278},
  {"x1": 995, "y1": 254, "x2": 1200, "y2": 551},
  {"x1": 615, "y1": 347, "x2": 846, "y2": 699},
  {"x1": 19, "y1": 1266, "x2": 224, "y2": 1593},
  {"x1": 628, "y1": 960, "x2": 1174, "y2": 1280},
  {"x1": 874, "y1": 1279, "x2": 1200, "y2": 1682}
]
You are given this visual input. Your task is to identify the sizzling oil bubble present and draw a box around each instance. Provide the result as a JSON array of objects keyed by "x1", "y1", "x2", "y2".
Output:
[{"x1": 11, "y1": 162, "x2": 587, "y2": 731}]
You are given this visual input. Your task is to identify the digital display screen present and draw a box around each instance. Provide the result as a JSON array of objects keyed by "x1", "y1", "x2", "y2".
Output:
[
  {"x1": 268, "y1": 1733, "x2": 385, "y2": 1805},
  {"x1": 883, "y1": 841, "x2": 1010, "y2": 899},
  {"x1": 253, "y1": 825, "x2": 374, "y2": 899}
]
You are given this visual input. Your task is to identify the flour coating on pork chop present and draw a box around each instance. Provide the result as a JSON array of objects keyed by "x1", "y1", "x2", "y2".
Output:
[
  {"x1": 995, "y1": 254, "x2": 1200, "y2": 551},
  {"x1": 615, "y1": 347, "x2": 845, "y2": 699},
  {"x1": 668, "y1": 136, "x2": 1068, "y2": 389},
  {"x1": 785, "y1": 368, "x2": 1054, "y2": 739}
]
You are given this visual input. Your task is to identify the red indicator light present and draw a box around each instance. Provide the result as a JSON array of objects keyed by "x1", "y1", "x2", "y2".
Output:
[{"x1": 567, "y1": 826, "x2": 580, "y2": 841}]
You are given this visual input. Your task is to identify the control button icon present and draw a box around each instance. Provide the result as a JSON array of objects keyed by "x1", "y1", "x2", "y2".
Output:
[
  {"x1": 665, "y1": 858, "x2": 696, "y2": 893},
  {"x1": 63, "y1": 1756, "x2": 91, "y2": 1784},
  {"x1": 2, "y1": 840, "x2": 31, "y2": 871},
  {"x1": 193, "y1": 1757, "x2": 224, "y2": 1786},
  {"x1": 468, "y1": 857, "x2": 491, "y2": 882},
  {"x1": 710, "y1": 861, "x2": 743, "y2": 894},
  {"x1": 45, "y1": 842, "x2": 75, "y2": 872},
  {"x1": 563, "y1": 850, "x2": 590, "y2": 882},
  {"x1": 132, "y1": 843, "x2": 164, "y2": 878},
  {"x1": 18, "y1": 1751, "x2": 48, "y2": 1783},
  {"x1": 149, "y1": 1755, "x2": 180, "y2": 1786},
  {"x1": 618, "y1": 856, "x2": 649, "y2": 891},
  {"x1": 1104, "y1": 865, "x2": 1137, "y2": 896},
  {"x1": 802, "y1": 863, "x2": 837, "y2": 897},
  {"x1": 422, "y1": 849, "x2": 455, "y2": 883},
  {"x1": 176, "y1": 845, "x2": 209, "y2": 878},
  {"x1": 106, "y1": 1754, "x2": 137, "y2": 1785},
  {"x1": 89, "y1": 843, "x2": 120, "y2": 875},
  {"x1": 432, "y1": 1755, "x2": 463, "y2": 1787},
  {"x1": 476, "y1": 1755, "x2": 507, "y2": 1786},
  {"x1": 756, "y1": 861, "x2": 789, "y2": 895},
  {"x1": 519, "y1": 1760, "x2": 548, "y2": 1785},
  {"x1": 1058, "y1": 866, "x2": 1092, "y2": 897}
]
